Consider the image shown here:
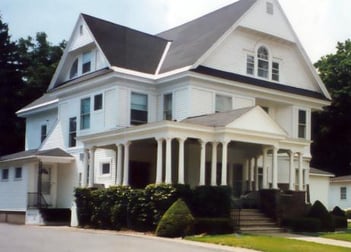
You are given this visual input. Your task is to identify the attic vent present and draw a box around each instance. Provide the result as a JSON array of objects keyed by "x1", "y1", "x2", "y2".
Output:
[
  {"x1": 79, "y1": 25, "x2": 83, "y2": 35},
  {"x1": 266, "y1": 2, "x2": 274, "y2": 15}
]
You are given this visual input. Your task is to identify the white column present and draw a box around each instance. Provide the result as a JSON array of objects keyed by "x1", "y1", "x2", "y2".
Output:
[
  {"x1": 211, "y1": 142, "x2": 218, "y2": 186},
  {"x1": 116, "y1": 144, "x2": 123, "y2": 185},
  {"x1": 178, "y1": 138, "x2": 185, "y2": 184},
  {"x1": 221, "y1": 141, "x2": 229, "y2": 186},
  {"x1": 272, "y1": 147, "x2": 278, "y2": 189},
  {"x1": 298, "y1": 152, "x2": 303, "y2": 191},
  {"x1": 254, "y1": 157, "x2": 259, "y2": 190},
  {"x1": 88, "y1": 146, "x2": 96, "y2": 188},
  {"x1": 156, "y1": 138, "x2": 163, "y2": 184},
  {"x1": 262, "y1": 148, "x2": 269, "y2": 189},
  {"x1": 123, "y1": 141, "x2": 131, "y2": 186},
  {"x1": 249, "y1": 158, "x2": 254, "y2": 191},
  {"x1": 243, "y1": 159, "x2": 249, "y2": 192},
  {"x1": 304, "y1": 167, "x2": 310, "y2": 191},
  {"x1": 199, "y1": 140, "x2": 206, "y2": 186},
  {"x1": 82, "y1": 149, "x2": 89, "y2": 187},
  {"x1": 165, "y1": 138, "x2": 172, "y2": 184},
  {"x1": 289, "y1": 151, "x2": 295, "y2": 191}
]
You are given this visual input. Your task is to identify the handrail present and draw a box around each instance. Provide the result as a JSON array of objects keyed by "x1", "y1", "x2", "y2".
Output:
[{"x1": 27, "y1": 192, "x2": 49, "y2": 209}]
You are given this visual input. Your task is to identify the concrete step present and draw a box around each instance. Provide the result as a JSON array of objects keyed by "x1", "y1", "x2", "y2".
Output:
[{"x1": 240, "y1": 226, "x2": 285, "y2": 233}]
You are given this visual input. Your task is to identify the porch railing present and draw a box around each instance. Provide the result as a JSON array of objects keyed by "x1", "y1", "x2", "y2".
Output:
[{"x1": 27, "y1": 192, "x2": 49, "y2": 209}]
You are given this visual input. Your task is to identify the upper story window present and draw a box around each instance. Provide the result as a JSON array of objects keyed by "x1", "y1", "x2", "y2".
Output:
[
  {"x1": 246, "y1": 55, "x2": 254, "y2": 75},
  {"x1": 80, "y1": 97, "x2": 91, "y2": 130},
  {"x1": 163, "y1": 93, "x2": 173, "y2": 120},
  {"x1": 257, "y1": 46, "x2": 269, "y2": 78},
  {"x1": 69, "y1": 117, "x2": 77, "y2": 147},
  {"x1": 131, "y1": 92, "x2": 148, "y2": 125},
  {"x1": 272, "y1": 61, "x2": 280, "y2": 81},
  {"x1": 15, "y1": 167, "x2": 22, "y2": 179},
  {"x1": 298, "y1": 109, "x2": 307, "y2": 139},
  {"x1": 340, "y1": 187, "x2": 347, "y2": 200},
  {"x1": 41, "y1": 124, "x2": 47, "y2": 143},
  {"x1": 82, "y1": 51, "x2": 92, "y2": 74},
  {"x1": 266, "y1": 2, "x2": 274, "y2": 15},
  {"x1": 69, "y1": 58, "x2": 78, "y2": 79},
  {"x1": 216, "y1": 94, "x2": 232, "y2": 113},
  {"x1": 1, "y1": 168, "x2": 9, "y2": 181},
  {"x1": 94, "y1": 94, "x2": 103, "y2": 111}
]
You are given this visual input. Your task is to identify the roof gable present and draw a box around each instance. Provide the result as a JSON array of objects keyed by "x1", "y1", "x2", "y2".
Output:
[
  {"x1": 157, "y1": 0, "x2": 256, "y2": 73},
  {"x1": 182, "y1": 106, "x2": 287, "y2": 137}
]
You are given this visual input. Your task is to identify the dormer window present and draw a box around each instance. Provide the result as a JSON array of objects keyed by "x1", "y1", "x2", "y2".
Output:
[
  {"x1": 82, "y1": 51, "x2": 92, "y2": 73},
  {"x1": 69, "y1": 58, "x2": 78, "y2": 79},
  {"x1": 257, "y1": 46, "x2": 269, "y2": 78}
]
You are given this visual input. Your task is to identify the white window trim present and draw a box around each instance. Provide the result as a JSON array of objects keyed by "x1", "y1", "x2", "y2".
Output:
[
  {"x1": 14, "y1": 167, "x2": 23, "y2": 181},
  {"x1": 99, "y1": 158, "x2": 112, "y2": 177},
  {"x1": 67, "y1": 49, "x2": 96, "y2": 81},
  {"x1": 1, "y1": 168, "x2": 9, "y2": 181}
]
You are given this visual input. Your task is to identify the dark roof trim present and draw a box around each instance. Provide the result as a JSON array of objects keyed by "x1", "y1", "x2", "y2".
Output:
[{"x1": 192, "y1": 66, "x2": 330, "y2": 101}]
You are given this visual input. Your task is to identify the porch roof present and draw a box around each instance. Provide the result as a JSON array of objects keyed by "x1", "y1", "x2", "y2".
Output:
[
  {"x1": 309, "y1": 167, "x2": 334, "y2": 177},
  {"x1": 0, "y1": 148, "x2": 74, "y2": 165},
  {"x1": 331, "y1": 175, "x2": 351, "y2": 183}
]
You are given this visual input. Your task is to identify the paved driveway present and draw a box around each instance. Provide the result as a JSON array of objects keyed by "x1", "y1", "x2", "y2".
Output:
[{"x1": 0, "y1": 224, "x2": 256, "y2": 252}]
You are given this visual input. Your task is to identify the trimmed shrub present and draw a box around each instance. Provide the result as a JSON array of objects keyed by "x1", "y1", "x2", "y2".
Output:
[
  {"x1": 74, "y1": 188, "x2": 96, "y2": 227},
  {"x1": 193, "y1": 218, "x2": 233, "y2": 235},
  {"x1": 333, "y1": 216, "x2": 348, "y2": 229},
  {"x1": 191, "y1": 186, "x2": 232, "y2": 218},
  {"x1": 127, "y1": 189, "x2": 152, "y2": 231},
  {"x1": 346, "y1": 209, "x2": 351, "y2": 219},
  {"x1": 282, "y1": 217, "x2": 321, "y2": 232},
  {"x1": 308, "y1": 201, "x2": 334, "y2": 232},
  {"x1": 331, "y1": 206, "x2": 346, "y2": 217},
  {"x1": 156, "y1": 199, "x2": 194, "y2": 237}
]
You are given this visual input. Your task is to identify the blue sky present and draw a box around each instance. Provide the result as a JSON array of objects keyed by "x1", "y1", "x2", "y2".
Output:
[{"x1": 1, "y1": 0, "x2": 350, "y2": 63}]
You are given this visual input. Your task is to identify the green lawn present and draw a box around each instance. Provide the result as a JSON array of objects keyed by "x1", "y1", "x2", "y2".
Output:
[
  {"x1": 320, "y1": 223, "x2": 351, "y2": 242},
  {"x1": 186, "y1": 234, "x2": 351, "y2": 252}
]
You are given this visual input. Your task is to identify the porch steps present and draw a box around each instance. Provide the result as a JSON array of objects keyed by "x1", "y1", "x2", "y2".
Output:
[{"x1": 232, "y1": 209, "x2": 284, "y2": 233}]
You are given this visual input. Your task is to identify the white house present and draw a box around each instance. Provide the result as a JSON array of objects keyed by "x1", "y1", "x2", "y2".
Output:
[
  {"x1": 0, "y1": 0, "x2": 332, "y2": 225},
  {"x1": 329, "y1": 175, "x2": 351, "y2": 210}
]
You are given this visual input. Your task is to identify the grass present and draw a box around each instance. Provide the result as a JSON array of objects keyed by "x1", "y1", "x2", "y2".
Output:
[
  {"x1": 186, "y1": 234, "x2": 351, "y2": 252},
  {"x1": 319, "y1": 222, "x2": 351, "y2": 242}
]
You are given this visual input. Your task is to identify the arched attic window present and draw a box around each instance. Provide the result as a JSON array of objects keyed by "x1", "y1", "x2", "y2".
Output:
[
  {"x1": 69, "y1": 58, "x2": 78, "y2": 79},
  {"x1": 257, "y1": 46, "x2": 269, "y2": 79}
]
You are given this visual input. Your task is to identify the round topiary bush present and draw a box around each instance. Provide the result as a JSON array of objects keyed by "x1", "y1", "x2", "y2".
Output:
[
  {"x1": 155, "y1": 199, "x2": 194, "y2": 238},
  {"x1": 331, "y1": 206, "x2": 346, "y2": 217},
  {"x1": 308, "y1": 200, "x2": 334, "y2": 232}
]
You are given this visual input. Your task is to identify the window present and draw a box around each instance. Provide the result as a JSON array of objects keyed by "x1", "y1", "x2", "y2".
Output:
[
  {"x1": 298, "y1": 110, "x2": 307, "y2": 138},
  {"x1": 131, "y1": 92, "x2": 148, "y2": 125},
  {"x1": 266, "y1": 2, "x2": 274, "y2": 15},
  {"x1": 215, "y1": 95, "x2": 232, "y2": 113},
  {"x1": 69, "y1": 117, "x2": 77, "y2": 147},
  {"x1": 15, "y1": 167, "x2": 22, "y2": 179},
  {"x1": 80, "y1": 98, "x2": 91, "y2": 130},
  {"x1": 340, "y1": 187, "x2": 347, "y2": 200},
  {"x1": 41, "y1": 124, "x2": 47, "y2": 143},
  {"x1": 82, "y1": 51, "x2": 92, "y2": 74},
  {"x1": 1, "y1": 168, "x2": 9, "y2": 180},
  {"x1": 69, "y1": 58, "x2": 78, "y2": 79},
  {"x1": 246, "y1": 55, "x2": 254, "y2": 75},
  {"x1": 272, "y1": 62, "x2": 279, "y2": 81},
  {"x1": 94, "y1": 94, "x2": 103, "y2": 111},
  {"x1": 257, "y1": 46, "x2": 269, "y2": 78},
  {"x1": 101, "y1": 163, "x2": 111, "y2": 175},
  {"x1": 163, "y1": 93, "x2": 173, "y2": 120}
]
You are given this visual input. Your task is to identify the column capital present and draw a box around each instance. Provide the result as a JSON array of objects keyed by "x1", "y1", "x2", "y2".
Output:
[
  {"x1": 198, "y1": 139, "x2": 207, "y2": 145},
  {"x1": 177, "y1": 137, "x2": 187, "y2": 143}
]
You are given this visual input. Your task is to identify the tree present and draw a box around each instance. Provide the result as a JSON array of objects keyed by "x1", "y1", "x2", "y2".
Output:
[
  {"x1": 311, "y1": 39, "x2": 351, "y2": 176},
  {"x1": 18, "y1": 32, "x2": 65, "y2": 104},
  {"x1": 0, "y1": 16, "x2": 25, "y2": 156}
]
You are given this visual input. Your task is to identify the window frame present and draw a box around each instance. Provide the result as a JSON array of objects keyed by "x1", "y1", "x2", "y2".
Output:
[
  {"x1": 298, "y1": 109, "x2": 307, "y2": 139},
  {"x1": 15, "y1": 167, "x2": 22, "y2": 180},
  {"x1": 1, "y1": 168, "x2": 9, "y2": 181},
  {"x1": 82, "y1": 51, "x2": 92, "y2": 74},
  {"x1": 215, "y1": 94, "x2": 232, "y2": 113},
  {"x1": 94, "y1": 94, "x2": 103, "y2": 111},
  {"x1": 69, "y1": 58, "x2": 78, "y2": 79},
  {"x1": 246, "y1": 55, "x2": 255, "y2": 75},
  {"x1": 340, "y1": 187, "x2": 347, "y2": 200},
  {"x1": 80, "y1": 97, "x2": 91, "y2": 130},
  {"x1": 257, "y1": 46, "x2": 269, "y2": 79},
  {"x1": 163, "y1": 93, "x2": 173, "y2": 120},
  {"x1": 130, "y1": 92, "x2": 148, "y2": 125},
  {"x1": 68, "y1": 117, "x2": 77, "y2": 147},
  {"x1": 272, "y1": 61, "x2": 280, "y2": 81},
  {"x1": 41, "y1": 124, "x2": 47, "y2": 143}
]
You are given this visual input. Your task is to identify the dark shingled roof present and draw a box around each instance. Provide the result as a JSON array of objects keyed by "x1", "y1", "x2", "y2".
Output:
[
  {"x1": 82, "y1": 14, "x2": 169, "y2": 74},
  {"x1": 157, "y1": 0, "x2": 257, "y2": 73},
  {"x1": 192, "y1": 66, "x2": 330, "y2": 100},
  {"x1": 182, "y1": 107, "x2": 253, "y2": 127},
  {"x1": 0, "y1": 148, "x2": 73, "y2": 162}
]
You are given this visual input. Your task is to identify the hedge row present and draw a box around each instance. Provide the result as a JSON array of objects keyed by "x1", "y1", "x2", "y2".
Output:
[
  {"x1": 282, "y1": 201, "x2": 348, "y2": 232},
  {"x1": 75, "y1": 184, "x2": 232, "y2": 231}
]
